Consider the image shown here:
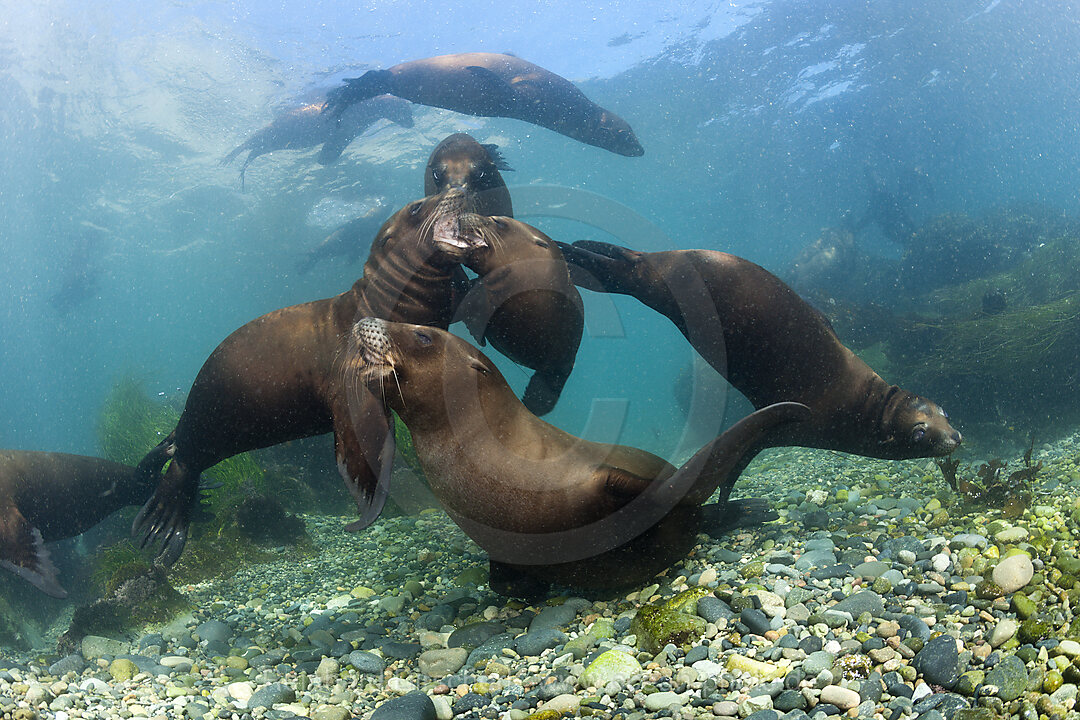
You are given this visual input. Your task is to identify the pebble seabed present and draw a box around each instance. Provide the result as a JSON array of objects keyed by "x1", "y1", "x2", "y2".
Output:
[{"x1": 5, "y1": 432, "x2": 1080, "y2": 720}]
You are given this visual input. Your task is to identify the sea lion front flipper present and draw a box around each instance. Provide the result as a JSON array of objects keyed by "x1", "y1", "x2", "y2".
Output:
[
  {"x1": 462, "y1": 66, "x2": 520, "y2": 110},
  {"x1": 603, "y1": 467, "x2": 654, "y2": 497},
  {"x1": 522, "y1": 369, "x2": 567, "y2": 417},
  {"x1": 555, "y1": 240, "x2": 642, "y2": 294},
  {"x1": 453, "y1": 277, "x2": 491, "y2": 346},
  {"x1": 0, "y1": 505, "x2": 67, "y2": 598},
  {"x1": 678, "y1": 401, "x2": 813, "y2": 506},
  {"x1": 333, "y1": 392, "x2": 394, "y2": 532},
  {"x1": 316, "y1": 132, "x2": 353, "y2": 165}
]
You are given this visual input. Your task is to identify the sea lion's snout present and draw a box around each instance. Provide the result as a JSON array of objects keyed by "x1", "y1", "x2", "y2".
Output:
[{"x1": 349, "y1": 317, "x2": 396, "y2": 381}]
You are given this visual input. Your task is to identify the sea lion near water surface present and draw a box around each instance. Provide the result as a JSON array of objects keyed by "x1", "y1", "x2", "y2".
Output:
[
  {"x1": 132, "y1": 193, "x2": 488, "y2": 565},
  {"x1": 344, "y1": 317, "x2": 810, "y2": 595},
  {"x1": 422, "y1": 133, "x2": 583, "y2": 414},
  {"x1": 221, "y1": 95, "x2": 413, "y2": 189},
  {"x1": 1, "y1": 450, "x2": 155, "y2": 597},
  {"x1": 323, "y1": 53, "x2": 644, "y2": 157},
  {"x1": 558, "y1": 241, "x2": 962, "y2": 462}
]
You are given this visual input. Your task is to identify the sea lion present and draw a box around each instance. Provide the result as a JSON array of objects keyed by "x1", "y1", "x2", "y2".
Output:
[
  {"x1": 221, "y1": 95, "x2": 413, "y2": 189},
  {"x1": 558, "y1": 241, "x2": 962, "y2": 461},
  {"x1": 1, "y1": 450, "x2": 155, "y2": 597},
  {"x1": 133, "y1": 193, "x2": 488, "y2": 565},
  {"x1": 323, "y1": 53, "x2": 644, "y2": 157},
  {"x1": 421, "y1": 134, "x2": 583, "y2": 414},
  {"x1": 296, "y1": 212, "x2": 384, "y2": 276},
  {"x1": 344, "y1": 317, "x2": 810, "y2": 594},
  {"x1": 454, "y1": 216, "x2": 584, "y2": 415}
]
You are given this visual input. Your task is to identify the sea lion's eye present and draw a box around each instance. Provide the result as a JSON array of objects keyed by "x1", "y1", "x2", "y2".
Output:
[
  {"x1": 493, "y1": 217, "x2": 507, "y2": 228},
  {"x1": 431, "y1": 169, "x2": 441, "y2": 183},
  {"x1": 534, "y1": 239, "x2": 549, "y2": 248},
  {"x1": 414, "y1": 330, "x2": 432, "y2": 345},
  {"x1": 941, "y1": 408, "x2": 949, "y2": 419},
  {"x1": 409, "y1": 201, "x2": 423, "y2": 216},
  {"x1": 470, "y1": 360, "x2": 489, "y2": 375},
  {"x1": 476, "y1": 170, "x2": 486, "y2": 179},
  {"x1": 911, "y1": 426, "x2": 926, "y2": 443}
]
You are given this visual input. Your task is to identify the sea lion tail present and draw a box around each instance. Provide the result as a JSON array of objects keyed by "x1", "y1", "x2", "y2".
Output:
[
  {"x1": 323, "y1": 70, "x2": 395, "y2": 119},
  {"x1": 555, "y1": 239, "x2": 641, "y2": 294},
  {"x1": 677, "y1": 401, "x2": 812, "y2": 507}
]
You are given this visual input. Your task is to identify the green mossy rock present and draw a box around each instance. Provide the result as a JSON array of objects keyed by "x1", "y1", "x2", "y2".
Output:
[
  {"x1": 578, "y1": 649, "x2": 643, "y2": 689},
  {"x1": 630, "y1": 604, "x2": 707, "y2": 655}
]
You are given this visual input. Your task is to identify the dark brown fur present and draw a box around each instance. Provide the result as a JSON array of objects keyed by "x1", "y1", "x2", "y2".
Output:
[
  {"x1": 345, "y1": 318, "x2": 808, "y2": 594},
  {"x1": 560, "y1": 241, "x2": 961, "y2": 460},
  {"x1": 1, "y1": 450, "x2": 150, "y2": 597},
  {"x1": 325, "y1": 53, "x2": 644, "y2": 156},
  {"x1": 133, "y1": 195, "x2": 487, "y2": 564}
]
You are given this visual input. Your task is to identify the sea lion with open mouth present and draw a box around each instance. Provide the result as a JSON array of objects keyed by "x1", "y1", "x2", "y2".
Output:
[
  {"x1": 132, "y1": 193, "x2": 487, "y2": 565},
  {"x1": 344, "y1": 317, "x2": 809, "y2": 595}
]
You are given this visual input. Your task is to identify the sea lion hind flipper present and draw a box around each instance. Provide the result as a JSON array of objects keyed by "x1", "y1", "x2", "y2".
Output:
[
  {"x1": 334, "y1": 402, "x2": 395, "y2": 532},
  {"x1": 0, "y1": 508, "x2": 67, "y2": 598},
  {"x1": 481, "y1": 144, "x2": 514, "y2": 171},
  {"x1": 556, "y1": 240, "x2": 639, "y2": 294},
  {"x1": 323, "y1": 70, "x2": 395, "y2": 118},
  {"x1": 699, "y1": 499, "x2": 777, "y2": 536},
  {"x1": 132, "y1": 443, "x2": 195, "y2": 566},
  {"x1": 679, "y1": 401, "x2": 812, "y2": 506}
]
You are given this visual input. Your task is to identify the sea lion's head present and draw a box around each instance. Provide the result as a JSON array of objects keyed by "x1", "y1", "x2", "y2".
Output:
[
  {"x1": 584, "y1": 110, "x2": 644, "y2": 157},
  {"x1": 880, "y1": 389, "x2": 962, "y2": 458},
  {"x1": 425, "y1": 133, "x2": 514, "y2": 217},
  {"x1": 345, "y1": 317, "x2": 503, "y2": 426},
  {"x1": 373, "y1": 193, "x2": 488, "y2": 264}
]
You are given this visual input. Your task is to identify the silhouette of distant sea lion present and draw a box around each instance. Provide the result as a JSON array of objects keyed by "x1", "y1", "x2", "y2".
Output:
[
  {"x1": 296, "y1": 212, "x2": 384, "y2": 276},
  {"x1": 1, "y1": 450, "x2": 153, "y2": 597},
  {"x1": 133, "y1": 194, "x2": 488, "y2": 564},
  {"x1": 222, "y1": 95, "x2": 413, "y2": 189},
  {"x1": 324, "y1": 53, "x2": 644, "y2": 157},
  {"x1": 559, "y1": 241, "x2": 962, "y2": 462},
  {"x1": 344, "y1": 317, "x2": 809, "y2": 594}
]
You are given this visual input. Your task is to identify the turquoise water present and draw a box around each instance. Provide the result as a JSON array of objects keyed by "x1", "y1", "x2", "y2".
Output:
[{"x1": 0, "y1": 0, "x2": 1078, "y2": 608}]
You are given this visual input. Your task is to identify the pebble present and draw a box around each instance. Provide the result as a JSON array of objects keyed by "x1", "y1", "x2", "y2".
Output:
[
  {"x1": 645, "y1": 691, "x2": 689, "y2": 711},
  {"x1": 371, "y1": 691, "x2": 438, "y2": 720},
  {"x1": 992, "y1": 553, "x2": 1034, "y2": 593},
  {"x1": 820, "y1": 685, "x2": 861, "y2": 710}
]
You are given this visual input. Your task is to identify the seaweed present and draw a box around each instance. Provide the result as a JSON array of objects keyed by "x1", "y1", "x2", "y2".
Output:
[
  {"x1": 97, "y1": 376, "x2": 266, "y2": 517},
  {"x1": 393, "y1": 410, "x2": 426, "y2": 481},
  {"x1": 937, "y1": 440, "x2": 1041, "y2": 519}
]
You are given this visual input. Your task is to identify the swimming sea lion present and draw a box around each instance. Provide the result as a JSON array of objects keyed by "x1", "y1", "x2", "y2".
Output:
[
  {"x1": 1, "y1": 450, "x2": 154, "y2": 597},
  {"x1": 222, "y1": 95, "x2": 413, "y2": 189},
  {"x1": 420, "y1": 134, "x2": 583, "y2": 414},
  {"x1": 558, "y1": 241, "x2": 962, "y2": 461},
  {"x1": 454, "y1": 216, "x2": 584, "y2": 416},
  {"x1": 344, "y1": 317, "x2": 809, "y2": 593},
  {"x1": 296, "y1": 212, "x2": 385, "y2": 276},
  {"x1": 324, "y1": 53, "x2": 644, "y2": 157},
  {"x1": 133, "y1": 193, "x2": 487, "y2": 564}
]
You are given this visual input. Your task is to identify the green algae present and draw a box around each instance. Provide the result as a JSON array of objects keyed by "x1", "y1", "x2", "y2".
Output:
[{"x1": 630, "y1": 603, "x2": 707, "y2": 655}]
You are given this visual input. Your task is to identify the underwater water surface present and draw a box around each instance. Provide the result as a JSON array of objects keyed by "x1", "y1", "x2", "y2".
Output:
[{"x1": 2, "y1": 0, "x2": 1080, "y2": 698}]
